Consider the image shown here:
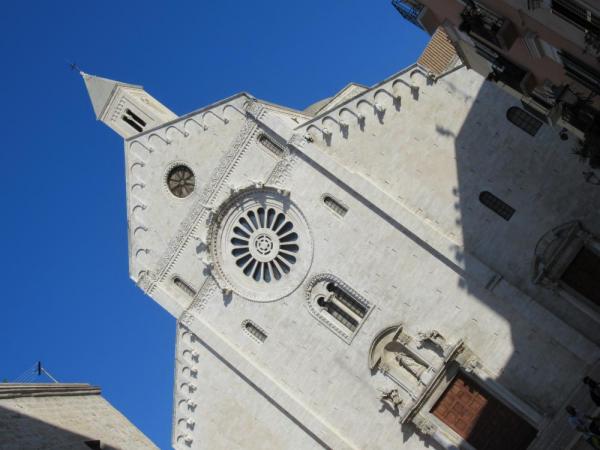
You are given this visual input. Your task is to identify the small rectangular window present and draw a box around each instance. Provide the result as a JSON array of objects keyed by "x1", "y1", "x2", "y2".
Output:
[
  {"x1": 323, "y1": 195, "x2": 348, "y2": 217},
  {"x1": 258, "y1": 134, "x2": 284, "y2": 158},
  {"x1": 173, "y1": 277, "x2": 196, "y2": 298},
  {"x1": 479, "y1": 191, "x2": 515, "y2": 221},
  {"x1": 243, "y1": 321, "x2": 267, "y2": 342}
]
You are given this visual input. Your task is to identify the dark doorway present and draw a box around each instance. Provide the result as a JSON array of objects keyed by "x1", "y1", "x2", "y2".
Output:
[
  {"x1": 561, "y1": 247, "x2": 600, "y2": 306},
  {"x1": 431, "y1": 373, "x2": 537, "y2": 450}
]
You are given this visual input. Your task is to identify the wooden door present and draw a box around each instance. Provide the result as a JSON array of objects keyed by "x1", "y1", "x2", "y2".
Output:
[{"x1": 431, "y1": 373, "x2": 537, "y2": 450}]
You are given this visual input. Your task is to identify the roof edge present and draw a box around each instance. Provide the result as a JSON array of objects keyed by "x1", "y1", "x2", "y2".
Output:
[{"x1": 0, "y1": 383, "x2": 101, "y2": 399}]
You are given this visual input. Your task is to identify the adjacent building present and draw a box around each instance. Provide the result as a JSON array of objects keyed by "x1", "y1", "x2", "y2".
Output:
[
  {"x1": 0, "y1": 383, "x2": 157, "y2": 449},
  {"x1": 393, "y1": 0, "x2": 600, "y2": 167},
  {"x1": 82, "y1": 22, "x2": 600, "y2": 450}
]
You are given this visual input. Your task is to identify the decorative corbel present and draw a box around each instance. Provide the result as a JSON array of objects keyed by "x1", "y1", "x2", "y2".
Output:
[
  {"x1": 323, "y1": 115, "x2": 349, "y2": 132},
  {"x1": 165, "y1": 125, "x2": 189, "y2": 138},
  {"x1": 287, "y1": 133, "x2": 307, "y2": 148},
  {"x1": 417, "y1": 330, "x2": 449, "y2": 355},
  {"x1": 148, "y1": 133, "x2": 172, "y2": 145},
  {"x1": 183, "y1": 117, "x2": 208, "y2": 132},
  {"x1": 203, "y1": 110, "x2": 229, "y2": 125},
  {"x1": 412, "y1": 415, "x2": 437, "y2": 436},
  {"x1": 129, "y1": 161, "x2": 146, "y2": 172},
  {"x1": 130, "y1": 140, "x2": 154, "y2": 154},
  {"x1": 307, "y1": 123, "x2": 332, "y2": 138},
  {"x1": 455, "y1": 348, "x2": 481, "y2": 373},
  {"x1": 339, "y1": 107, "x2": 365, "y2": 124}
]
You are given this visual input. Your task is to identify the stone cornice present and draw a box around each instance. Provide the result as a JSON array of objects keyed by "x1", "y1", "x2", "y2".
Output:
[{"x1": 0, "y1": 383, "x2": 101, "y2": 399}]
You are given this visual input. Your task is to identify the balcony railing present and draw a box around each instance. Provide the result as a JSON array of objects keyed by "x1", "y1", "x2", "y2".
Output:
[
  {"x1": 551, "y1": 0, "x2": 600, "y2": 35},
  {"x1": 560, "y1": 50, "x2": 600, "y2": 94},
  {"x1": 459, "y1": 4, "x2": 518, "y2": 50},
  {"x1": 392, "y1": 0, "x2": 425, "y2": 30},
  {"x1": 487, "y1": 56, "x2": 535, "y2": 95}
]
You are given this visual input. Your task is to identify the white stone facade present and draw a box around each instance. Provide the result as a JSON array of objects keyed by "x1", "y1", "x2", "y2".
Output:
[
  {"x1": 85, "y1": 57, "x2": 600, "y2": 449},
  {"x1": 0, "y1": 384, "x2": 157, "y2": 449}
]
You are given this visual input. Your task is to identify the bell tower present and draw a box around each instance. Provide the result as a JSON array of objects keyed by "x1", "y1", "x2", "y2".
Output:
[{"x1": 81, "y1": 72, "x2": 177, "y2": 139}]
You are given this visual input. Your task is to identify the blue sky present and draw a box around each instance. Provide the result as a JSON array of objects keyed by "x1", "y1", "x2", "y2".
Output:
[{"x1": 0, "y1": 1, "x2": 427, "y2": 447}]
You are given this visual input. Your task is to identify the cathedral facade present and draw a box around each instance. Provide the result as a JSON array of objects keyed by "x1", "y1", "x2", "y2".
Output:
[{"x1": 84, "y1": 36, "x2": 600, "y2": 449}]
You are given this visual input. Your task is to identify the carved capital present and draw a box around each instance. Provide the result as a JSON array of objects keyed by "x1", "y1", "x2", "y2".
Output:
[
  {"x1": 417, "y1": 329, "x2": 449, "y2": 355},
  {"x1": 287, "y1": 133, "x2": 307, "y2": 149},
  {"x1": 244, "y1": 99, "x2": 264, "y2": 118},
  {"x1": 180, "y1": 312, "x2": 195, "y2": 327},
  {"x1": 455, "y1": 348, "x2": 481, "y2": 373},
  {"x1": 412, "y1": 415, "x2": 437, "y2": 436},
  {"x1": 136, "y1": 271, "x2": 156, "y2": 294}
]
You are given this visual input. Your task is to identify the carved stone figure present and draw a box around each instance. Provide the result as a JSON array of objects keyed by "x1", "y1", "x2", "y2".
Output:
[
  {"x1": 379, "y1": 388, "x2": 403, "y2": 412},
  {"x1": 395, "y1": 351, "x2": 427, "y2": 379},
  {"x1": 417, "y1": 330, "x2": 448, "y2": 354}
]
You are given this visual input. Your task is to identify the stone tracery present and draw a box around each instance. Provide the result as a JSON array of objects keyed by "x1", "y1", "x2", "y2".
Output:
[{"x1": 208, "y1": 186, "x2": 313, "y2": 302}]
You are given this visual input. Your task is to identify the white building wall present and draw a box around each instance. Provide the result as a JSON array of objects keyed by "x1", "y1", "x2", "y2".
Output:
[{"x1": 118, "y1": 64, "x2": 600, "y2": 449}]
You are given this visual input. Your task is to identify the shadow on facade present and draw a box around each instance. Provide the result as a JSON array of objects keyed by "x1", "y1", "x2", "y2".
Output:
[
  {"x1": 0, "y1": 404, "x2": 117, "y2": 450},
  {"x1": 438, "y1": 78, "x2": 600, "y2": 447}
]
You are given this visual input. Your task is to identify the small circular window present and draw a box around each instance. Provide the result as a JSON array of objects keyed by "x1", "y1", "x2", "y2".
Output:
[{"x1": 167, "y1": 165, "x2": 195, "y2": 198}]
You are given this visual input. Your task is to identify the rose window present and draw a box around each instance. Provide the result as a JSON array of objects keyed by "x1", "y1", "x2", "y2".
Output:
[
  {"x1": 231, "y1": 207, "x2": 299, "y2": 282},
  {"x1": 209, "y1": 188, "x2": 312, "y2": 302}
]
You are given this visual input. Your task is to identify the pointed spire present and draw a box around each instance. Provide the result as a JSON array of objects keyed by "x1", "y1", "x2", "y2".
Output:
[{"x1": 81, "y1": 72, "x2": 142, "y2": 119}]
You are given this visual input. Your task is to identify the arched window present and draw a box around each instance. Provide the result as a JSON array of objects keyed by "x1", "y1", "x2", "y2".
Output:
[
  {"x1": 122, "y1": 108, "x2": 147, "y2": 133},
  {"x1": 242, "y1": 320, "x2": 267, "y2": 343},
  {"x1": 479, "y1": 191, "x2": 515, "y2": 221},
  {"x1": 306, "y1": 274, "x2": 372, "y2": 343},
  {"x1": 506, "y1": 107, "x2": 542, "y2": 136},
  {"x1": 323, "y1": 195, "x2": 348, "y2": 217},
  {"x1": 258, "y1": 134, "x2": 284, "y2": 158},
  {"x1": 172, "y1": 276, "x2": 196, "y2": 298}
]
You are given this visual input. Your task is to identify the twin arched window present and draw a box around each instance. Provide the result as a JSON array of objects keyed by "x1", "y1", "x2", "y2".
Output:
[
  {"x1": 307, "y1": 275, "x2": 372, "y2": 343},
  {"x1": 122, "y1": 108, "x2": 147, "y2": 133}
]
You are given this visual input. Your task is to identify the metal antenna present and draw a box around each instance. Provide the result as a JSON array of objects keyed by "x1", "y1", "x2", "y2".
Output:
[
  {"x1": 66, "y1": 60, "x2": 82, "y2": 74},
  {"x1": 38, "y1": 361, "x2": 58, "y2": 383},
  {"x1": 12, "y1": 361, "x2": 59, "y2": 383}
]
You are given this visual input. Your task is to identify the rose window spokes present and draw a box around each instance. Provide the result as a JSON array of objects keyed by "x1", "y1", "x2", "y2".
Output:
[
  {"x1": 230, "y1": 207, "x2": 299, "y2": 282},
  {"x1": 167, "y1": 165, "x2": 195, "y2": 198}
]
